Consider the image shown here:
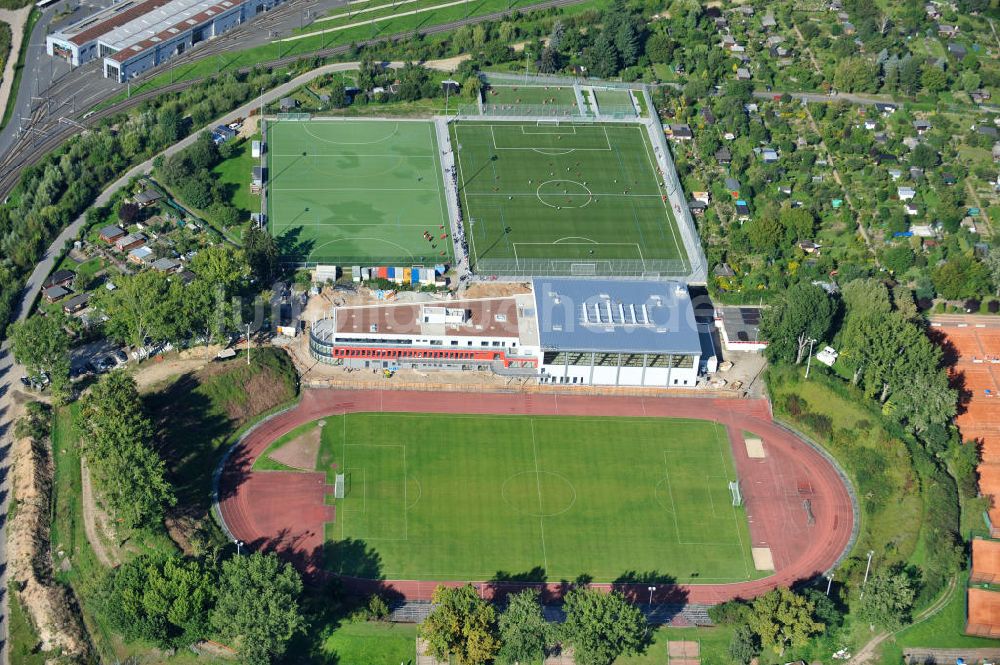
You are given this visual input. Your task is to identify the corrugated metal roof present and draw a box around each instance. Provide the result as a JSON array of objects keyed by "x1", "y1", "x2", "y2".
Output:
[{"x1": 531, "y1": 278, "x2": 701, "y2": 354}]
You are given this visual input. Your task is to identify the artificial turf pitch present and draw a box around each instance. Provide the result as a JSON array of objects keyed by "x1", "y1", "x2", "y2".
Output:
[
  {"x1": 266, "y1": 119, "x2": 453, "y2": 264},
  {"x1": 265, "y1": 413, "x2": 759, "y2": 583},
  {"x1": 450, "y1": 120, "x2": 688, "y2": 276}
]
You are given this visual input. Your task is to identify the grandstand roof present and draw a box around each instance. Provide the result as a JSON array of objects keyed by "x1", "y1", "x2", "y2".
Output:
[
  {"x1": 972, "y1": 538, "x2": 1000, "y2": 584},
  {"x1": 531, "y1": 278, "x2": 701, "y2": 355},
  {"x1": 967, "y1": 588, "x2": 1000, "y2": 638}
]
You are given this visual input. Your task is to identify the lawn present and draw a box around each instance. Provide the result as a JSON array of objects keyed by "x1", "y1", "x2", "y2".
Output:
[
  {"x1": 615, "y1": 625, "x2": 735, "y2": 665},
  {"x1": 318, "y1": 621, "x2": 417, "y2": 664},
  {"x1": 212, "y1": 137, "x2": 260, "y2": 218},
  {"x1": 266, "y1": 119, "x2": 452, "y2": 264},
  {"x1": 483, "y1": 84, "x2": 581, "y2": 116},
  {"x1": 593, "y1": 88, "x2": 638, "y2": 117},
  {"x1": 309, "y1": 412, "x2": 758, "y2": 583},
  {"x1": 450, "y1": 120, "x2": 688, "y2": 276}
]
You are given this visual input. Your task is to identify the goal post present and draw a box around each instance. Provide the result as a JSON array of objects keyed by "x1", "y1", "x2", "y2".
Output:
[
  {"x1": 729, "y1": 480, "x2": 743, "y2": 507},
  {"x1": 335, "y1": 473, "x2": 346, "y2": 499}
]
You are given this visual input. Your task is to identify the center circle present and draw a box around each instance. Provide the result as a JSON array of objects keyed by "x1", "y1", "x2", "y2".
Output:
[
  {"x1": 501, "y1": 471, "x2": 577, "y2": 517},
  {"x1": 536, "y1": 179, "x2": 594, "y2": 209}
]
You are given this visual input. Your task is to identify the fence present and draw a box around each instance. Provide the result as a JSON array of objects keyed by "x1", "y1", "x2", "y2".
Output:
[{"x1": 469, "y1": 256, "x2": 691, "y2": 278}]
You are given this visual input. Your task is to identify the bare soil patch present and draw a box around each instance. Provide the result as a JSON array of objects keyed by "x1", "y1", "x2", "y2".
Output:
[{"x1": 268, "y1": 426, "x2": 321, "y2": 471}]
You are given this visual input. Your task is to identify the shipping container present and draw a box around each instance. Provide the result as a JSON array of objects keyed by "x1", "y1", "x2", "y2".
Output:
[
  {"x1": 377, "y1": 266, "x2": 388, "y2": 279},
  {"x1": 351, "y1": 266, "x2": 361, "y2": 282},
  {"x1": 403, "y1": 268, "x2": 412, "y2": 283}
]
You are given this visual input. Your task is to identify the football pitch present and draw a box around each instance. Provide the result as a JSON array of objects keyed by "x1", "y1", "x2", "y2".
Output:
[
  {"x1": 263, "y1": 413, "x2": 759, "y2": 583},
  {"x1": 450, "y1": 120, "x2": 689, "y2": 276},
  {"x1": 266, "y1": 119, "x2": 454, "y2": 264}
]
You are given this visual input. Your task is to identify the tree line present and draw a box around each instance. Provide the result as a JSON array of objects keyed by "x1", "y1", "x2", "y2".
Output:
[{"x1": 419, "y1": 584, "x2": 647, "y2": 665}]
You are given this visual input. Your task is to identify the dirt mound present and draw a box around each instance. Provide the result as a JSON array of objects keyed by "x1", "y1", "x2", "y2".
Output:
[
  {"x1": 460, "y1": 282, "x2": 532, "y2": 299},
  {"x1": 268, "y1": 426, "x2": 321, "y2": 471},
  {"x1": 8, "y1": 433, "x2": 89, "y2": 660}
]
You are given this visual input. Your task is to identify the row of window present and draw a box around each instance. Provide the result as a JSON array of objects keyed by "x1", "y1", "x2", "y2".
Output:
[
  {"x1": 541, "y1": 352, "x2": 696, "y2": 369},
  {"x1": 310, "y1": 341, "x2": 495, "y2": 362},
  {"x1": 329, "y1": 336, "x2": 511, "y2": 348}
]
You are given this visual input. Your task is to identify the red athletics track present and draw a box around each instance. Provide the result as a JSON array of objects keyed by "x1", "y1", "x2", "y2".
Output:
[{"x1": 217, "y1": 389, "x2": 855, "y2": 604}]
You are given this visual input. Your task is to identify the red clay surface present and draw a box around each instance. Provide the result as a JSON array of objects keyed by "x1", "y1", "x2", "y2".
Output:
[
  {"x1": 932, "y1": 318, "x2": 1000, "y2": 535},
  {"x1": 218, "y1": 389, "x2": 855, "y2": 603}
]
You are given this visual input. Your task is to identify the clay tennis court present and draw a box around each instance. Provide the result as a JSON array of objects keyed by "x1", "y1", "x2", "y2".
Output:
[
  {"x1": 217, "y1": 389, "x2": 855, "y2": 602},
  {"x1": 932, "y1": 318, "x2": 1000, "y2": 536}
]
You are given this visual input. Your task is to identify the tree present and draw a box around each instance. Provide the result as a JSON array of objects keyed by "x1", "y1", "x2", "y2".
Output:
[
  {"x1": 243, "y1": 226, "x2": 280, "y2": 283},
  {"x1": 497, "y1": 590, "x2": 553, "y2": 664},
  {"x1": 881, "y1": 245, "x2": 915, "y2": 275},
  {"x1": 585, "y1": 31, "x2": 619, "y2": 79},
  {"x1": 910, "y1": 143, "x2": 939, "y2": 169},
  {"x1": 760, "y1": 283, "x2": 835, "y2": 365},
  {"x1": 728, "y1": 624, "x2": 759, "y2": 665},
  {"x1": 10, "y1": 313, "x2": 72, "y2": 403},
  {"x1": 933, "y1": 255, "x2": 989, "y2": 300},
  {"x1": 560, "y1": 588, "x2": 647, "y2": 665},
  {"x1": 191, "y1": 244, "x2": 249, "y2": 294},
  {"x1": 747, "y1": 216, "x2": 785, "y2": 254},
  {"x1": 920, "y1": 65, "x2": 948, "y2": 94},
  {"x1": 857, "y1": 566, "x2": 916, "y2": 631},
  {"x1": 118, "y1": 202, "x2": 140, "y2": 225},
  {"x1": 779, "y1": 206, "x2": 815, "y2": 241},
  {"x1": 77, "y1": 372, "x2": 175, "y2": 530},
  {"x1": 887, "y1": 366, "x2": 956, "y2": 433},
  {"x1": 94, "y1": 269, "x2": 175, "y2": 348},
  {"x1": 984, "y1": 247, "x2": 1000, "y2": 296},
  {"x1": 100, "y1": 554, "x2": 216, "y2": 648},
  {"x1": 746, "y1": 588, "x2": 823, "y2": 656},
  {"x1": 645, "y1": 32, "x2": 673, "y2": 63},
  {"x1": 211, "y1": 552, "x2": 304, "y2": 665},
  {"x1": 420, "y1": 585, "x2": 499, "y2": 665}
]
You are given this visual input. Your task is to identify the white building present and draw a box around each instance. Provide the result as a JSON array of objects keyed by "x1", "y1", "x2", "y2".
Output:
[
  {"x1": 309, "y1": 295, "x2": 540, "y2": 372},
  {"x1": 532, "y1": 278, "x2": 708, "y2": 387},
  {"x1": 46, "y1": 0, "x2": 283, "y2": 82}
]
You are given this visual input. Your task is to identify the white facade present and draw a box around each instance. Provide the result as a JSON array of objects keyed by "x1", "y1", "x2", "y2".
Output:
[
  {"x1": 46, "y1": 0, "x2": 283, "y2": 81},
  {"x1": 532, "y1": 278, "x2": 707, "y2": 388}
]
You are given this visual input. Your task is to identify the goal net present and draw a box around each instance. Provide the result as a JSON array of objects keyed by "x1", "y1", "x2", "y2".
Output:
[
  {"x1": 536, "y1": 119, "x2": 560, "y2": 126},
  {"x1": 729, "y1": 480, "x2": 743, "y2": 507},
  {"x1": 335, "y1": 473, "x2": 346, "y2": 499},
  {"x1": 276, "y1": 112, "x2": 312, "y2": 121}
]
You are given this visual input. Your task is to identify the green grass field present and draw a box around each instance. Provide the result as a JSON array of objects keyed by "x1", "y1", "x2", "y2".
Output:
[
  {"x1": 483, "y1": 84, "x2": 581, "y2": 116},
  {"x1": 277, "y1": 413, "x2": 758, "y2": 583},
  {"x1": 594, "y1": 88, "x2": 638, "y2": 117},
  {"x1": 266, "y1": 119, "x2": 453, "y2": 264},
  {"x1": 450, "y1": 120, "x2": 688, "y2": 276}
]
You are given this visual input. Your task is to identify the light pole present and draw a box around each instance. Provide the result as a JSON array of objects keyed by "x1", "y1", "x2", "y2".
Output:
[
  {"x1": 804, "y1": 337, "x2": 817, "y2": 378},
  {"x1": 647, "y1": 586, "x2": 656, "y2": 604},
  {"x1": 860, "y1": 550, "x2": 874, "y2": 598},
  {"x1": 235, "y1": 540, "x2": 244, "y2": 555},
  {"x1": 825, "y1": 573, "x2": 834, "y2": 596},
  {"x1": 246, "y1": 323, "x2": 252, "y2": 365}
]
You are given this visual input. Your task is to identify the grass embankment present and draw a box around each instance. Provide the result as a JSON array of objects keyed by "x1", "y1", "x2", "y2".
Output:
[
  {"x1": 767, "y1": 365, "x2": 965, "y2": 660},
  {"x1": 48, "y1": 349, "x2": 299, "y2": 662},
  {"x1": 0, "y1": 8, "x2": 39, "y2": 129},
  {"x1": 8, "y1": 584, "x2": 49, "y2": 665}
]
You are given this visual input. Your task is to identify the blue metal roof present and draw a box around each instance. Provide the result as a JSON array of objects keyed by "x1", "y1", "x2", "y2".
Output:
[{"x1": 531, "y1": 278, "x2": 702, "y2": 355}]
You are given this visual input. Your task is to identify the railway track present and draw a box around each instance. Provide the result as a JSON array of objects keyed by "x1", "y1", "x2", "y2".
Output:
[{"x1": 0, "y1": 0, "x2": 586, "y2": 200}]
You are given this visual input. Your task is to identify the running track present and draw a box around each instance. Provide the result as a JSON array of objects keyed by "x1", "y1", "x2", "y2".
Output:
[{"x1": 217, "y1": 389, "x2": 855, "y2": 604}]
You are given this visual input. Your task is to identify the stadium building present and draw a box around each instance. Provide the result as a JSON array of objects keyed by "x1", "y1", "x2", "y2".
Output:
[
  {"x1": 308, "y1": 278, "x2": 715, "y2": 387},
  {"x1": 532, "y1": 278, "x2": 710, "y2": 387},
  {"x1": 46, "y1": 0, "x2": 282, "y2": 82},
  {"x1": 308, "y1": 295, "x2": 541, "y2": 373}
]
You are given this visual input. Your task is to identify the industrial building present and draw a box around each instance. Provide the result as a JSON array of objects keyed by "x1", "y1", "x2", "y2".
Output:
[
  {"x1": 46, "y1": 0, "x2": 283, "y2": 82},
  {"x1": 532, "y1": 278, "x2": 711, "y2": 387},
  {"x1": 308, "y1": 278, "x2": 716, "y2": 388},
  {"x1": 309, "y1": 295, "x2": 541, "y2": 373}
]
